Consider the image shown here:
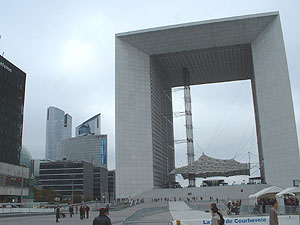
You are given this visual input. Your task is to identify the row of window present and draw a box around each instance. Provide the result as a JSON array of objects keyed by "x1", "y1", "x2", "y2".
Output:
[
  {"x1": 0, "y1": 175, "x2": 29, "y2": 188},
  {"x1": 40, "y1": 163, "x2": 84, "y2": 169},
  {"x1": 0, "y1": 80, "x2": 24, "y2": 98},
  {"x1": 0, "y1": 146, "x2": 20, "y2": 165},
  {"x1": 40, "y1": 169, "x2": 84, "y2": 175},
  {"x1": 39, "y1": 174, "x2": 84, "y2": 180},
  {"x1": 0, "y1": 104, "x2": 23, "y2": 120},
  {"x1": 0, "y1": 71, "x2": 25, "y2": 90}
]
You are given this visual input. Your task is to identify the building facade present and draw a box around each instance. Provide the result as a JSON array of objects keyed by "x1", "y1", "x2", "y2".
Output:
[
  {"x1": 0, "y1": 56, "x2": 26, "y2": 165},
  {"x1": 39, "y1": 160, "x2": 94, "y2": 200},
  {"x1": 45, "y1": 107, "x2": 72, "y2": 160},
  {"x1": 76, "y1": 114, "x2": 101, "y2": 137},
  {"x1": 39, "y1": 160, "x2": 108, "y2": 201},
  {"x1": 108, "y1": 170, "x2": 116, "y2": 202},
  {"x1": 0, "y1": 162, "x2": 29, "y2": 203},
  {"x1": 56, "y1": 134, "x2": 107, "y2": 168},
  {"x1": 93, "y1": 167, "x2": 108, "y2": 201},
  {"x1": 115, "y1": 12, "x2": 300, "y2": 198}
]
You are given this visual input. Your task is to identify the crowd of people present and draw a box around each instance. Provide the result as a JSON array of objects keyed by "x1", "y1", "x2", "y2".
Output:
[
  {"x1": 284, "y1": 196, "x2": 299, "y2": 206},
  {"x1": 55, "y1": 204, "x2": 90, "y2": 223},
  {"x1": 211, "y1": 201, "x2": 279, "y2": 225},
  {"x1": 227, "y1": 200, "x2": 241, "y2": 215}
]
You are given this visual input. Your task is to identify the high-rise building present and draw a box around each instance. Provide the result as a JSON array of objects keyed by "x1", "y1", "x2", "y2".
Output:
[
  {"x1": 75, "y1": 113, "x2": 101, "y2": 137},
  {"x1": 45, "y1": 107, "x2": 72, "y2": 160},
  {"x1": 108, "y1": 170, "x2": 116, "y2": 202},
  {"x1": 56, "y1": 134, "x2": 107, "y2": 168},
  {"x1": 0, "y1": 55, "x2": 26, "y2": 165}
]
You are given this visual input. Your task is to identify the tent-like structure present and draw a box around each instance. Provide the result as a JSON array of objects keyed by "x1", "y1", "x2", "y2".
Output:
[
  {"x1": 249, "y1": 186, "x2": 283, "y2": 205},
  {"x1": 170, "y1": 154, "x2": 250, "y2": 179},
  {"x1": 275, "y1": 187, "x2": 300, "y2": 198},
  {"x1": 275, "y1": 187, "x2": 300, "y2": 211}
]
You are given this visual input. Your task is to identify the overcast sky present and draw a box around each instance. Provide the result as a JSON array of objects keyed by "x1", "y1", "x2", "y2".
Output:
[{"x1": 1, "y1": 0, "x2": 300, "y2": 185}]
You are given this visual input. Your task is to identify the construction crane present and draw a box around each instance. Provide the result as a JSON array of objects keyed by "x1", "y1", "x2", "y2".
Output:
[{"x1": 183, "y1": 67, "x2": 196, "y2": 187}]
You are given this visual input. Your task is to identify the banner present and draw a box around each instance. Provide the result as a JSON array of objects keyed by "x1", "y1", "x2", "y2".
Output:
[{"x1": 173, "y1": 215, "x2": 299, "y2": 225}]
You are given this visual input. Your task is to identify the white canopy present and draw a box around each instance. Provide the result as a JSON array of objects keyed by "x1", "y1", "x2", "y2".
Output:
[
  {"x1": 171, "y1": 154, "x2": 250, "y2": 179},
  {"x1": 249, "y1": 186, "x2": 283, "y2": 199},
  {"x1": 275, "y1": 187, "x2": 300, "y2": 197}
]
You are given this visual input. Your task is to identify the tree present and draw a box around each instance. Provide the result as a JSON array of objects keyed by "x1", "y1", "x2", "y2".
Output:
[
  {"x1": 73, "y1": 194, "x2": 82, "y2": 204},
  {"x1": 34, "y1": 187, "x2": 62, "y2": 202}
]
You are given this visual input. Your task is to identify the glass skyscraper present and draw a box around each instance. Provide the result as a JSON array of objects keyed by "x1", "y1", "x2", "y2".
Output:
[
  {"x1": 45, "y1": 106, "x2": 72, "y2": 160},
  {"x1": 75, "y1": 113, "x2": 101, "y2": 137},
  {"x1": 0, "y1": 56, "x2": 26, "y2": 165}
]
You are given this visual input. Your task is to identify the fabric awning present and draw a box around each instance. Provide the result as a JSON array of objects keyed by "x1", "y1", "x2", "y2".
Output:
[
  {"x1": 170, "y1": 154, "x2": 250, "y2": 179},
  {"x1": 275, "y1": 187, "x2": 300, "y2": 197},
  {"x1": 249, "y1": 186, "x2": 283, "y2": 199}
]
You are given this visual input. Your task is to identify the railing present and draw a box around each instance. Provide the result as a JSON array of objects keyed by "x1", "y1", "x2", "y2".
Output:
[
  {"x1": 124, "y1": 222, "x2": 173, "y2": 225},
  {"x1": 185, "y1": 201, "x2": 300, "y2": 216},
  {"x1": 122, "y1": 206, "x2": 171, "y2": 225},
  {"x1": 0, "y1": 207, "x2": 54, "y2": 214}
]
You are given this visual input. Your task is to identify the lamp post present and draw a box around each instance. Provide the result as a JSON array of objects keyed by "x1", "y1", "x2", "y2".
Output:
[
  {"x1": 71, "y1": 179, "x2": 74, "y2": 204},
  {"x1": 21, "y1": 167, "x2": 23, "y2": 203}
]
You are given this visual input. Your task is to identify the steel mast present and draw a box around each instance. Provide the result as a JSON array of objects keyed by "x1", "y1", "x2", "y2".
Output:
[{"x1": 183, "y1": 67, "x2": 196, "y2": 187}]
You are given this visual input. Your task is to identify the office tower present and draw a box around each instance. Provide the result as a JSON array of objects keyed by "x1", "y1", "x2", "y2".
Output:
[
  {"x1": 45, "y1": 106, "x2": 72, "y2": 160},
  {"x1": 0, "y1": 55, "x2": 26, "y2": 165},
  {"x1": 56, "y1": 134, "x2": 107, "y2": 168},
  {"x1": 75, "y1": 113, "x2": 101, "y2": 137}
]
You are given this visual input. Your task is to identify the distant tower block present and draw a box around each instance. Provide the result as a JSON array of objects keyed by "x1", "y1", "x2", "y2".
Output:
[{"x1": 183, "y1": 68, "x2": 196, "y2": 187}]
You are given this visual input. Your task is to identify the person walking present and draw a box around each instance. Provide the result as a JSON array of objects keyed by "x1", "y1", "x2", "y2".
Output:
[
  {"x1": 269, "y1": 201, "x2": 279, "y2": 225},
  {"x1": 93, "y1": 208, "x2": 112, "y2": 225},
  {"x1": 106, "y1": 204, "x2": 110, "y2": 215},
  {"x1": 60, "y1": 206, "x2": 65, "y2": 218},
  {"x1": 80, "y1": 205, "x2": 84, "y2": 220},
  {"x1": 69, "y1": 205, "x2": 73, "y2": 218},
  {"x1": 83, "y1": 205, "x2": 86, "y2": 219},
  {"x1": 210, "y1": 203, "x2": 224, "y2": 225},
  {"x1": 86, "y1": 205, "x2": 90, "y2": 219},
  {"x1": 56, "y1": 206, "x2": 60, "y2": 223}
]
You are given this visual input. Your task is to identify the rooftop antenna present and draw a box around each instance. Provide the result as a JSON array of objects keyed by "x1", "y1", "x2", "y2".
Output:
[{"x1": 0, "y1": 35, "x2": 3, "y2": 57}]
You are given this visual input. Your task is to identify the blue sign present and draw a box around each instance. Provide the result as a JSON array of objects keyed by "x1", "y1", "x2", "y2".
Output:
[
  {"x1": 100, "y1": 138, "x2": 106, "y2": 166},
  {"x1": 202, "y1": 217, "x2": 267, "y2": 224}
]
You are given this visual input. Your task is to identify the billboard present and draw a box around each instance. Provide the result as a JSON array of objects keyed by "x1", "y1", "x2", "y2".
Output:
[{"x1": 100, "y1": 138, "x2": 107, "y2": 166}]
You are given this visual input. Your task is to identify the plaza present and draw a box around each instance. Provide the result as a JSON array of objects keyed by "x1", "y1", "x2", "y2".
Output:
[{"x1": 1, "y1": 201, "x2": 299, "y2": 225}]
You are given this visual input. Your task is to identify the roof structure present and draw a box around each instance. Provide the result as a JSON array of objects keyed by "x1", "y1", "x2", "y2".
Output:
[
  {"x1": 171, "y1": 154, "x2": 250, "y2": 179},
  {"x1": 276, "y1": 187, "x2": 300, "y2": 198},
  {"x1": 249, "y1": 186, "x2": 283, "y2": 199}
]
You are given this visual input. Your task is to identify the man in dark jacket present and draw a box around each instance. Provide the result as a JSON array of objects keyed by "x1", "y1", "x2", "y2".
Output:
[
  {"x1": 93, "y1": 208, "x2": 112, "y2": 225},
  {"x1": 56, "y1": 206, "x2": 60, "y2": 223},
  {"x1": 86, "y1": 205, "x2": 90, "y2": 219}
]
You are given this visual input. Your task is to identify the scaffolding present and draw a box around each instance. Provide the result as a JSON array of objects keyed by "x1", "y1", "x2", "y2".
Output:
[{"x1": 183, "y1": 67, "x2": 196, "y2": 187}]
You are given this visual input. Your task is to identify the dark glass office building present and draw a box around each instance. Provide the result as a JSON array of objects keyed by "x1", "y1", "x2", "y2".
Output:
[
  {"x1": 39, "y1": 160, "x2": 108, "y2": 201},
  {"x1": 0, "y1": 56, "x2": 26, "y2": 165}
]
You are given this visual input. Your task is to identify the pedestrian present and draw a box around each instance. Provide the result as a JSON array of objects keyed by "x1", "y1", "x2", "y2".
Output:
[
  {"x1": 93, "y1": 208, "x2": 112, "y2": 225},
  {"x1": 56, "y1": 206, "x2": 60, "y2": 223},
  {"x1": 106, "y1": 204, "x2": 110, "y2": 215},
  {"x1": 235, "y1": 200, "x2": 240, "y2": 215},
  {"x1": 60, "y1": 206, "x2": 65, "y2": 218},
  {"x1": 83, "y1": 205, "x2": 86, "y2": 219},
  {"x1": 86, "y1": 205, "x2": 90, "y2": 219},
  {"x1": 269, "y1": 201, "x2": 279, "y2": 225},
  {"x1": 80, "y1": 206, "x2": 84, "y2": 220},
  {"x1": 69, "y1": 205, "x2": 73, "y2": 217},
  {"x1": 210, "y1": 203, "x2": 224, "y2": 225}
]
